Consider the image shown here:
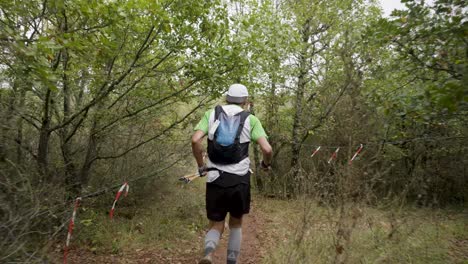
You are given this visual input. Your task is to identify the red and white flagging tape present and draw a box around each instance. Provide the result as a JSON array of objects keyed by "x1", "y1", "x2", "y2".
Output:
[
  {"x1": 310, "y1": 146, "x2": 321, "y2": 157},
  {"x1": 109, "y1": 182, "x2": 129, "y2": 220},
  {"x1": 63, "y1": 197, "x2": 81, "y2": 264},
  {"x1": 349, "y1": 144, "x2": 364, "y2": 164},
  {"x1": 327, "y1": 147, "x2": 340, "y2": 164}
]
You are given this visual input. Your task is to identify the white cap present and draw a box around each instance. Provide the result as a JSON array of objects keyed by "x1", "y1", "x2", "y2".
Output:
[{"x1": 226, "y1": 84, "x2": 248, "y2": 103}]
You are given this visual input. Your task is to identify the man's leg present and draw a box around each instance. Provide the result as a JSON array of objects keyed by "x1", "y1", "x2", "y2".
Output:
[
  {"x1": 227, "y1": 216, "x2": 243, "y2": 264},
  {"x1": 200, "y1": 220, "x2": 224, "y2": 264},
  {"x1": 204, "y1": 220, "x2": 224, "y2": 256},
  {"x1": 202, "y1": 182, "x2": 227, "y2": 263},
  {"x1": 226, "y1": 176, "x2": 250, "y2": 264}
]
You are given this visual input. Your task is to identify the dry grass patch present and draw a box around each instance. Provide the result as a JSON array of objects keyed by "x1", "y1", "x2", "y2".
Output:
[{"x1": 257, "y1": 197, "x2": 468, "y2": 264}]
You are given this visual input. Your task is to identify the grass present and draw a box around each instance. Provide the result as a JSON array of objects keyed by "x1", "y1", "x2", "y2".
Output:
[
  {"x1": 257, "y1": 197, "x2": 468, "y2": 264},
  {"x1": 72, "y1": 173, "x2": 207, "y2": 256},
  {"x1": 66, "y1": 174, "x2": 467, "y2": 264}
]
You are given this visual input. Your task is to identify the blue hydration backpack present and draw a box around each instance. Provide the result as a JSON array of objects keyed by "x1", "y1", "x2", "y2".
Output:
[{"x1": 207, "y1": 105, "x2": 250, "y2": 164}]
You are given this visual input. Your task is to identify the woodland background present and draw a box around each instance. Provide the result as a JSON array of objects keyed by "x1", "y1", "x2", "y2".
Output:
[{"x1": 0, "y1": 0, "x2": 466, "y2": 263}]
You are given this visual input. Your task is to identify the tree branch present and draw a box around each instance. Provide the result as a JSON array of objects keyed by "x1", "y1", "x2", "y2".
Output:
[
  {"x1": 48, "y1": 26, "x2": 156, "y2": 132},
  {"x1": 106, "y1": 48, "x2": 176, "y2": 110},
  {"x1": 95, "y1": 96, "x2": 210, "y2": 160},
  {"x1": 98, "y1": 78, "x2": 201, "y2": 134}
]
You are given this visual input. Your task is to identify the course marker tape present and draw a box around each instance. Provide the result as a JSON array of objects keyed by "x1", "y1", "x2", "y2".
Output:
[
  {"x1": 109, "y1": 182, "x2": 129, "y2": 220},
  {"x1": 349, "y1": 144, "x2": 364, "y2": 165},
  {"x1": 327, "y1": 147, "x2": 340, "y2": 164},
  {"x1": 310, "y1": 146, "x2": 321, "y2": 157},
  {"x1": 63, "y1": 197, "x2": 81, "y2": 264}
]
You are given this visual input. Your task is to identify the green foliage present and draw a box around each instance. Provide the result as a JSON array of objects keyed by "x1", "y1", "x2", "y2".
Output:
[
  {"x1": 374, "y1": 0, "x2": 467, "y2": 113},
  {"x1": 0, "y1": 0, "x2": 466, "y2": 262}
]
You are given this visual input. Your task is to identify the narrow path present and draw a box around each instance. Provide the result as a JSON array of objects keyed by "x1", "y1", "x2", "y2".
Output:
[
  {"x1": 211, "y1": 205, "x2": 265, "y2": 264},
  {"x1": 61, "y1": 201, "x2": 267, "y2": 264}
]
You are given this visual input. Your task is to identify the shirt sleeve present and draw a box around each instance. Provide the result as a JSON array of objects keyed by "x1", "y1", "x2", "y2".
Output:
[
  {"x1": 193, "y1": 110, "x2": 211, "y2": 134},
  {"x1": 250, "y1": 115, "x2": 268, "y2": 142}
]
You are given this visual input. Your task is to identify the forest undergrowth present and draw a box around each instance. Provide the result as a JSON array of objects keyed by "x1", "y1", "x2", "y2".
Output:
[
  {"x1": 53, "y1": 171, "x2": 207, "y2": 263},
  {"x1": 260, "y1": 197, "x2": 468, "y2": 264},
  {"x1": 50, "y1": 170, "x2": 468, "y2": 264}
]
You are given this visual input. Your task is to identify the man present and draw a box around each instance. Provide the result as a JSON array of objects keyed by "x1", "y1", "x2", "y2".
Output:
[{"x1": 191, "y1": 83, "x2": 273, "y2": 264}]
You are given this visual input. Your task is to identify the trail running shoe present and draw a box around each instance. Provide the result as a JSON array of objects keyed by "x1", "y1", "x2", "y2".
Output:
[{"x1": 198, "y1": 254, "x2": 212, "y2": 264}]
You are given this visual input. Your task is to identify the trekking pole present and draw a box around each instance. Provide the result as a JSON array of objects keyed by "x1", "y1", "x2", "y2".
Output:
[
  {"x1": 179, "y1": 152, "x2": 207, "y2": 183},
  {"x1": 179, "y1": 173, "x2": 200, "y2": 184}
]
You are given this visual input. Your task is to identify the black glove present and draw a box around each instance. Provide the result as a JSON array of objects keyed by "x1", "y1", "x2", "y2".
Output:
[
  {"x1": 198, "y1": 165, "x2": 207, "y2": 177},
  {"x1": 260, "y1": 160, "x2": 271, "y2": 170}
]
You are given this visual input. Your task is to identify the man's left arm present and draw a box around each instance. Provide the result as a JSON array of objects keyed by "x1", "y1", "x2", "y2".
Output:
[
  {"x1": 250, "y1": 116, "x2": 273, "y2": 168},
  {"x1": 191, "y1": 111, "x2": 210, "y2": 174},
  {"x1": 192, "y1": 130, "x2": 206, "y2": 168}
]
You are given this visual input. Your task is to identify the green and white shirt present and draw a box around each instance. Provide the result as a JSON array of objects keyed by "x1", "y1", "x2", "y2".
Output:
[{"x1": 194, "y1": 104, "x2": 267, "y2": 182}]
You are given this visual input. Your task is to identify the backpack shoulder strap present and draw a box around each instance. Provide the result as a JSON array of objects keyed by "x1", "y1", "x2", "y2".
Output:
[
  {"x1": 237, "y1": 110, "x2": 250, "y2": 122},
  {"x1": 214, "y1": 105, "x2": 224, "y2": 120},
  {"x1": 235, "y1": 111, "x2": 250, "y2": 141}
]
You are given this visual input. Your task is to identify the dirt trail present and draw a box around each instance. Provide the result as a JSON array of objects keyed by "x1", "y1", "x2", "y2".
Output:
[
  {"x1": 62, "y1": 203, "x2": 266, "y2": 264},
  {"x1": 211, "y1": 207, "x2": 265, "y2": 264}
]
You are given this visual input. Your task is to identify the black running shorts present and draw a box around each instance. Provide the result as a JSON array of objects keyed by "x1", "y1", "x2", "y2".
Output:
[{"x1": 205, "y1": 172, "x2": 251, "y2": 222}]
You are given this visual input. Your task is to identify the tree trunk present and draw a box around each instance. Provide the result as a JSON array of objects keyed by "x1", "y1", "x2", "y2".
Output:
[
  {"x1": 290, "y1": 19, "x2": 311, "y2": 192},
  {"x1": 60, "y1": 42, "x2": 81, "y2": 197},
  {"x1": 79, "y1": 108, "x2": 100, "y2": 187},
  {"x1": 265, "y1": 59, "x2": 280, "y2": 166},
  {"x1": 290, "y1": 70, "x2": 305, "y2": 187},
  {"x1": 0, "y1": 87, "x2": 16, "y2": 162},
  {"x1": 37, "y1": 88, "x2": 52, "y2": 177},
  {"x1": 15, "y1": 88, "x2": 26, "y2": 165},
  {"x1": 290, "y1": 55, "x2": 308, "y2": 188}
]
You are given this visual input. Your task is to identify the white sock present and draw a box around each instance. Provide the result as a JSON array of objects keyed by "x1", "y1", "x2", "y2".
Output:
[
  {"x1": 227, "y1": 228, "x2": 241, "y2": 264},
  {"x1": 204, "y1": 229, "x2": 220, "y2": 256}
]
